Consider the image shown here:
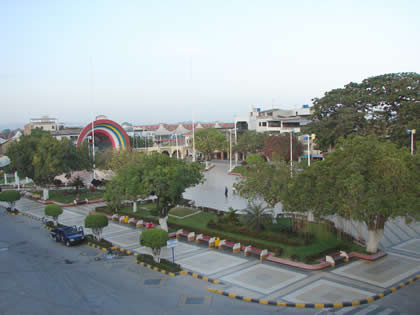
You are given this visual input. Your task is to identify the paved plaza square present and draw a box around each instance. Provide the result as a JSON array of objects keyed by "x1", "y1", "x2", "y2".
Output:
[
  {"x1": 106, "y1": 230, "x2": 142, "y2": 248},
  {"x1": 101, "y1": 223, "x2": 132, "y2": 236},
  {"x1": 133, "y1": 242, "x2": 202, "y2": 260},
  {"x1": 332, "y1": 253, "x2": 420, "y2": 287},
  {"x1": 282, "y1": 279, "x2": 374, "y2": 303},
  {"x1": 393, "y1": 239, "x2": 420, "y2": 255},
  {"x1": 56, "y1": 210, "x2": 83, "y2": 221},
  {"x1": 177, "y1": 251, "x2": 247, "y2": 275},
  {"x1": 221, "y1": 264, "x2": 307, "y2": 295}
]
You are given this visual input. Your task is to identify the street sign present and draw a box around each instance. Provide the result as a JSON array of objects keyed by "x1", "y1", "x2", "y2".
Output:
[{"x1": 166, "y1": 239, "x2": 178, "y2": 248}]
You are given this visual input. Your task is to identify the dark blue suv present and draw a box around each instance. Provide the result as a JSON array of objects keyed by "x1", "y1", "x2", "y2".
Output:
[{"x1": 50, "y1": 225, "x2": 85, "y2": 247}]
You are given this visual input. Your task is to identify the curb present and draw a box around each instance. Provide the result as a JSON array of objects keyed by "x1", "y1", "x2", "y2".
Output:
[
  {"x1": 182, "y1": 270, "x2": 223, "y2": 284},
  {"x1": 133, "y1": 260, "x2": 181, "y2": 277},
  {"x1": 207, "y1": 274, "x2": 420, "y2": 308}
]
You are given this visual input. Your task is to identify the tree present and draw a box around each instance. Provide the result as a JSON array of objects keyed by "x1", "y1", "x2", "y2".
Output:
[
  {"x1": 103, "y1": 179, "x2": 125, "y2": 213},
  {"x1": 70, "y1": 176, "x2": 85, "y2": 194},
  {"x1": 139, "y1": 228, "x2": 168, "y2": 262},
  {"x1": 283, "y1": 135, "x2": 419, "y2": 253},
  {"x1": 305, "y1": 72, "x2": 420, "y2": 151},
  {"x1": 85, "y1": 214, "x2": 109, "y2": 241},
  {"x1": 44, "y1": 204, "x2": 63, "y2": 225},
  {"x1": 233, "y1": 130, "x2": 266, "y2": 159},
  {"x1": 242, "y1": 201, "x2": 273, "y2": 233},
  {"x1": 6, "y1": 131, "x2": 90, "y2": 200},
  {"x1": 0, "y1": 190, "x2": 21, "y2": 211},
  {"x1": 195, "y1": 128, "x2": 227, "y2": 161},
  {"x1": 107, "y1": 153, "x2": 203, "y2": 231},
  {"x1": 106, "y1": 160, "x2": 145, "y2": 213},
  {"x1": 263, "y1": 133, "x2": 303, "y2": 162},
  {"x1": 234, "y1": 157, "x2": 290, "y2": 209}
]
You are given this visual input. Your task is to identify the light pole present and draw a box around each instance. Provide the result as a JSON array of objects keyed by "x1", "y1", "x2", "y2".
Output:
[
  {"x1": 406, "y1": 129, "x2": 416, "y2": 155},
  {"x1": 229, "y1": 129, "x2": 232, "y2": 172},
  {"x1": 234, "y1": 122, "x2": 238, "y2": 167},
  {"x1": 290, "y1": 131, "x2": 293, "y2": 177},
  {"x1": 304, "y1": 134, "x2": 316, "y2": 167},
  {"x1": 92, "y1": 118, "x2": 96, "y2": 179}
]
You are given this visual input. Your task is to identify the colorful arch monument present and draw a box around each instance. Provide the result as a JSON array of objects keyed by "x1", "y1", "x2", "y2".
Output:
[{"x1": 76, "y1": 119, "x2": 130, "y2": 150}]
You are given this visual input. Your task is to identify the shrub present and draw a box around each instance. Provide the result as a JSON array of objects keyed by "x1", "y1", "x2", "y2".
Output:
[
  {"x1": 44, "y1": 204, "x2": 63, "y2": 225},
  {"x1": 136, "y1": 254, "x2": 182, "y2": 272},
  {"x1": 85, "y1": 214, "x2": 109, "y2": 241},
  {"x1": 140, "y1": 229, "x2": 168, "y2": 262},
  {"x1": 0, "y1": 190, "x2": 21, "y2": 210}
]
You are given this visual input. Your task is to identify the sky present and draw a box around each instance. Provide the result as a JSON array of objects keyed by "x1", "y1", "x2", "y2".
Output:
[{"x1": 1, "y1": 0, "x2": 419, "y2": 129}]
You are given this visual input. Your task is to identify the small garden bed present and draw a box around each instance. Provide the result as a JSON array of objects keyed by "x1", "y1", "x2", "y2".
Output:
[
  {"x1": 136, "y1": 254, "x2": 182, "y2": 273},
  {"x1": 85, "y1": 235, "x2": 113, "y2": 248}
]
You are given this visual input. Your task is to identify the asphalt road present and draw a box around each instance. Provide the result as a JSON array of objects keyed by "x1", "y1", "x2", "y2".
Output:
[{"x1": 1, "y1": 208, "x2": 418, "y2": 315}]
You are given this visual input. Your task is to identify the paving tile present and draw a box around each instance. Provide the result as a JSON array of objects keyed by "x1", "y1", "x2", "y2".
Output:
[{"x1": 221, "y1": 264, "x2": 307, "y2": 295}]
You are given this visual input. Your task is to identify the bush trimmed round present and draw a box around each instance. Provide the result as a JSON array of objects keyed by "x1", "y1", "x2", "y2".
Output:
[
  {"x1": 0, "y1": 190, "x2": 21, "y2": 203},
  {"x1": 140, "y1": 229, "x2": 168, "y2": 249},
  {"x1": 44, "y1": 204, "x2": 63, "y2": 218},
  {"x1": 85, "y1": 213, "x2": 109, "y2": 229}
]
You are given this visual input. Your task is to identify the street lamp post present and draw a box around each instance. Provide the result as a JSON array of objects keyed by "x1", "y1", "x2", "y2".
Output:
[
  {"x1": 290, "y1": 132, "x2": 293, "y2": 177},
  {"x1": 305, "y1": 134, "x2": 316, "y2": 167},
  {"x1": 229, "y1": 129, "x2": 233, "y2": 172},
  {"x1": 406, "y1": 129, "x2": 416, "y2": 156}
]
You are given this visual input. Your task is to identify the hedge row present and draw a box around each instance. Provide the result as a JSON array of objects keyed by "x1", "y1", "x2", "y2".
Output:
[
  {"x1": 95, "y1": 206, "x2": 159, "y2": 224},
  {"x1": 207, "y1": 221, "x2": 315, "y2": 246},
  {"x1": 136, "y1": 254, "x2": 182, "y2": 272},
  {"x1": 168, "y1": 222, "x2": 284, "y2": 256}
]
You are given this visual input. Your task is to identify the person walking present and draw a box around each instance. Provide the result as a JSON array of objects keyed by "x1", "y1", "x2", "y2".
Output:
[{"x1": 225, "y1": 186, "x2": 228, "y2": 198}]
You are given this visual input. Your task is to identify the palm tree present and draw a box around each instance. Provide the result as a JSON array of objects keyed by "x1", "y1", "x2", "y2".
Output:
[{"x1": 243, "y1": 201, "x2": 273, "y2": 232}]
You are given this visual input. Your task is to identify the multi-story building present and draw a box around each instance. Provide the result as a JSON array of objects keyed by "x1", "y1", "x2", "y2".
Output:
[
  {"x1": 235, "y1": 105, "x2": 312, "y2": 134},
  {"x1": 24, "y1": 116, "x2": 59, "y2": 135}
]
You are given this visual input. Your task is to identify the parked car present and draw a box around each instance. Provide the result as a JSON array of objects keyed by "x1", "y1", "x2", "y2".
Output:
[{"x1": 50, "y1": 225, "x2": 85, "y2": 247}]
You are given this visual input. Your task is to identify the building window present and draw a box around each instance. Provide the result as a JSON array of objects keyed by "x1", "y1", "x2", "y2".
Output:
[{"x1": 262, "y1": 122, "x2": 267, "y2": 127}]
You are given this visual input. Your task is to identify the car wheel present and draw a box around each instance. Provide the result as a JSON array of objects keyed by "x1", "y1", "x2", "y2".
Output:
[
  {"x1": 65, "y1": 240, "x2": 71, "y2": 247},
  {"x1": 55, "y1": 235, "x2": 60, "y2": 242},
  {"x1": 49, "y1": 233, "x2": 55, "y2": 240}
]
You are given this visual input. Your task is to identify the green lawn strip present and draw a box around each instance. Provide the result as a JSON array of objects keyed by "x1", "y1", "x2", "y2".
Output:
[
  {"x1": 169, "y1": 207, "x2": 198, "y2": 217},
  {"x1": 48, "y1": 189, "x2": 104, "y2": 203}
]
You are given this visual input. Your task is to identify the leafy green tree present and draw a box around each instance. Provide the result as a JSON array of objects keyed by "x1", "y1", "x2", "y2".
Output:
[
  {"x1": 195, "y1": 128, "x2": 227, "y2": 161},
  {"x1": 107, "y1": 159, "x2": 145, "y2": 213},
  {"x1": 107, "y1": 153, "x2": 203, "y2": 231},
  {"x1": 234, "y1": 130, "x2": 266, "y2": 159},
  {"x1": 305, "y1": 72, "x2": 420, "y2": 151},
  {"x1": 225, "y1": 207, "x2": 240, "y2": 225},
  {"x1": 0, "y1": 190, "x2": 21, "y2": 211},
  {"x1": 245, "y1": 153, "x2": 265, "y2": 165},
  {"x1": 44, "y1": 204, "x2": 63, "y2": 225},
  {"x1": 85, "y1": 214, "x2": 109, "y2": 241},
  {"x1": 243, "y1": 201, "x2": 273, "y2": 233},
  {"x1": 6, "y1": 131, "x2": 90, "y2": 200},
  {"x1": 103, "y1": 179, "x2": 125, "y2": 213},
  {"x1": 234, "y1": 157, "x2": 290, "y2": 209},
  {"x1": 140, "y1": 228, "x2": 168, "y2": 262},
  {"x1": 263, "y1": 133, "x2": 303, "y2": 162},
  {"x1": 5, "y1": 129, "x2": 50, "y2": 181},
  {"x1": 70, "y1": 176, "x2": 85, "y2": 194},
  {"x1": 283, "y1": 135, "x2": 419, "y2": 253},
  {"x1": 105, "y1": 150, "x2": 144, "y2": 171}
]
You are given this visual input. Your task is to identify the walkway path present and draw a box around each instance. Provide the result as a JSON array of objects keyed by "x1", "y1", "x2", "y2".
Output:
[{"x1": 7, "y1": 197, "x2": 420, "y2": 314}]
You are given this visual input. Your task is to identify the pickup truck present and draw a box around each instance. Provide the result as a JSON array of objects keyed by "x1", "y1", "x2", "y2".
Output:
[{"x1": 50, "y1": 225, "x2": 85, "y2": 247}]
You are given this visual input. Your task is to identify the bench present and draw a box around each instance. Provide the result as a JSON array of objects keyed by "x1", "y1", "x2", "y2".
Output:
[
  {"x1": 176, "y1": 229, "x2": 190, "y2": 239},
  {"x1": 324, "y1": 251, "x2": 348, "y2": 267},
  {"x1": 73, "y1": 199, "x2": 88, "y2": 205},
  {"x1": 244, "y1": 246, "x2": 269, "y2": 261}
]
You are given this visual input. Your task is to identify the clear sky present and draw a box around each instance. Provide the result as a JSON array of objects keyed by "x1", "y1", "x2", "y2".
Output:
[{"x1": 1, "y1": 0, "x2": 419, "y2": 129}]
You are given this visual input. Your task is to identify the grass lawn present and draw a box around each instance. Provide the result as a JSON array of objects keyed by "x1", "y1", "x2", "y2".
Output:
[
  {"x1": 169, "y1": 207, "x2": 198, "y2": 218},
  {"x1": 230, "y1": 165, "x2": 247, "y2": 175},
  {"x1": 47, "y1": 189, "x2": 104, "y2": 203}
]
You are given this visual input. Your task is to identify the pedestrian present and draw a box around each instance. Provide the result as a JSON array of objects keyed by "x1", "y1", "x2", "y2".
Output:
[{"x1": 225, "y1": 186, "x2": 228, "y2": 197}]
